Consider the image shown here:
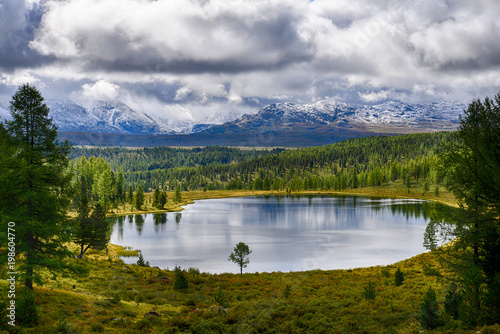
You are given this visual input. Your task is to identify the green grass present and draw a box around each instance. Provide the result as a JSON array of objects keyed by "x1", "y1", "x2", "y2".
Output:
[{"x1": 2, "y1": 244, "x2": 496, "y2": 333}]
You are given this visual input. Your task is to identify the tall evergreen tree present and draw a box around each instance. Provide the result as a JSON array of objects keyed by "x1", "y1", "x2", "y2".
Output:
[
  {"x1": 0, "y1": 84, "x2": 72, "y2": 291},
  {"x1": 152, "y1": 188, "x2": 160, "y2": 209},
  {"x1": 425, "y1": 92, "x2": 500, "y2": 325},
  {"x1": 173, "y1": 186, "x2": 182, "y2": 203},
  {"x1": 159, "y1": 191, "x2": 167, "y2": 210},
  {"x1": 135, "y1": 185, "x2": 145, "y2": 210}
]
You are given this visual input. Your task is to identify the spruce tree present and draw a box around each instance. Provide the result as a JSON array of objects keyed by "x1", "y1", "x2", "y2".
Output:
[
  {"x1": 159, "y1": 191, "x2": 167, "y2": 210},
  {"x1": 173, "y1": 186, "x2": 182, "y2": 203},
  {"x1": 425, "y1": 92, "x2": 500, "y2": 325},
  {"x1": 152, "y1": 188, "x2": 160, "y2": 209},
  {"x1": 0, "y1": 84, "x2": 72, "y2": 291},
  {"x1": 419, "y1": 287, "x2": 441, "y2": 329},
  {"x1": 394, "y1": 267, "x2": 404, "y2": 286},
  {"x1": 135, "y1": 185, "x2": 145, "y2": 210}
]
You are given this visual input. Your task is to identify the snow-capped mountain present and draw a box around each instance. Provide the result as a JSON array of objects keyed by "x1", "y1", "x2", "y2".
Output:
[
  {"x1": 46, "y1": 99, "x2": 163, "y2": 135},
  {"x1": 204, "y1": 100, "x2": 466, "y2": 134},
  {"x1": 2, "y1": 98, "x2": 466, "y2": 138},
  {"x1": 44, "y1": 99, "x2": 243, "y2": 135}
]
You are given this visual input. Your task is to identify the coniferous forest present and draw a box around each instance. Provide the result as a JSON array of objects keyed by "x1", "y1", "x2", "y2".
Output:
[{"x1": 68, "y1": 132, "x2": 451, "y2": 198}]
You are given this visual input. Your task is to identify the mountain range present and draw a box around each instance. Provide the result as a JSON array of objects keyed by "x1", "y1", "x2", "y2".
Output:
[{"x1": 0, "y1": 98, "x2": 466, "y2": 147}]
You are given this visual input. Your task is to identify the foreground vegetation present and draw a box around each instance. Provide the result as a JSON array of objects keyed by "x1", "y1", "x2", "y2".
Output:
[{"x1": 2, "y1": 243, "x2": 499, "y2": 334}]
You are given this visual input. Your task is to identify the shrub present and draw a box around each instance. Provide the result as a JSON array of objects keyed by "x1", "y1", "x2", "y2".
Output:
[
  {"x1": 284, "y1": 284, "x2": 292, "y2": 299},
  {"x1": 214, "y1": 285, "x2": 229, "y2": 312},
  {"x1": 174, "y1": 266, "x2": 189, "y2": 290},
  {"x1": 394, "y1": 267, "x2": 404, "y2": 286},
  {"x1": 419, "y1": 287, "x2": 441, "y2": 329},
  {"x1": 188, "y1": 267, "x2": 200, "y2": 276},
  {"x1": 17, "y1": 288, "x2": 39, "y2": 327},
  {"x1": 362, "y1": 281, "x2": 376, "y2": 300},
  {"x1": 91, "y1": 323, "x2": 104, "y2": 332},
  {"x1": 137, "y1": 251, "x2": 149, "y2": 267}
]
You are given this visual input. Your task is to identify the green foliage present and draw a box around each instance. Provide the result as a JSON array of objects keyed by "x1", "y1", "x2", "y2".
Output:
[
  {"x1": 69, "y1": 156, "x2": 117, "y2": 210},
  {"x1": 284, "y1": 284, "x2": 292, "y2": 299},
  {"x1": 173, "y1": 186, "x2": 182, "y2": 203},
  {"x1": 394, "y1": 267, "x2": 404, "y2": 286},
  {"x1": 0, "y1": 84, "x2": 72, "y2": 289},
  {"x1": 152, "y1": 188, "x2": 167, "y2": 209},
  {"x1": 444, "y1": 284, "x2": 461, "y2": 320},
  {"x1": 135, "y1": 185, "x2": 145, "y2": 210},
  {"x1": 127, "y1": 185, "x2": 134, "y2": 204},
  {"x1": 213, "y1": 286, "x2": 229, "y2": 312},
  {"x1": 174, "y1": 266, "x2": 189, "y2": 290},
  {"x1": 426, "y1": 92, "x2": 500, "y2": 326},
  {"x1": 137, "y1": 251, "x2": 149, "y2": 267},
  {"x1": 419, "y1": 286, "x2": 441, "y2": 330},
  {"x1": 74, "y1": 201, "x2": 109, "y2": 258},
  {"x1": 17, "y1": 287, "x2": 39, "y2": 327},
  {"x1": 362, "y1": 281, "x2": 376, "y2": 300},
  {"x1": 70, "y1": 132, "x2": 451, "y2": 195},
  {"x1": 228, "y1": 242, "x2": 252, "y2": 274}
]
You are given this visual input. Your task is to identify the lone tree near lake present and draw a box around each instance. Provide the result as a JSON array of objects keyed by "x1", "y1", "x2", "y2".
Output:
[
  {"x1": 0, "y1": 84, "x2": 72, "y2": 290},
  {"x1": 229, "y1": 242, "x2": 252, "y2": 274}
]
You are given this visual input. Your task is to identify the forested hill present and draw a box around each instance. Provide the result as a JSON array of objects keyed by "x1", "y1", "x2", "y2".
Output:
[
  {"x1": 69, "y1": 146, "x2": 285, "y2": 172},
  {"x1": 70, "y1": 132, "x2": 454, "y2": 196}
]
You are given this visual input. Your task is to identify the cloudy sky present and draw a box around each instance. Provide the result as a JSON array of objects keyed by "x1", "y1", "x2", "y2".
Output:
[{"x1": 1, "y1": 0, "x2": 499, "y2": 121}]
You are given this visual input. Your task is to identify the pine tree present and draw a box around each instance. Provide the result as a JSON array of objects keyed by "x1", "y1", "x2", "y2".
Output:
[
  {"x1": 0, "y1": 84, "x2": 72, "y2": 291},
  {"x1": 159, "y1": 191, "x2": 167, "y2": 210},
  {"x1": 213, "y1": 286, "x2": 229, "y2": 312},
  {"x1": 174, "y1": 266, "x2": 188, "y2": 290},
  {"x1": 136, "y1": 251, "x2": 149, "y2": 267},
  {"x1": 135, "y1": 185, "x2": 145, "y2": 210},
  {"x1": 426, "y1": 92, "x2": 500, "y2": 325},
  {"x1": 228, "y1": 242, "x2": 252, "y2": 274},
  {"x1": 394, "y1": 267, "x2": 404, "y2": 286},
  {"x1": 419, "y1": 287, "x2": 441, "y2": 329},
  {"x1": 173, "y1": 186, "x2": 182, "y2": 203},
  {"x1": 152, "y1": 188, "x2": 161, "y2": 209},
  {"x1": 127, "y1": 185, "x2": 134, "y2": 204}
]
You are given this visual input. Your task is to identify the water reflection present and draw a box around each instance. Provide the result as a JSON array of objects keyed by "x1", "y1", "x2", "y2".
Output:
[
  {"x1": 109, "y1": 195, "x2": 447, "y2": 274},
  {"x1": 153, "y1": 213, "x2": 167, "y2": 233},
  {"x1": 135, "y1": 214, "x2": 145, "y2": 235}
]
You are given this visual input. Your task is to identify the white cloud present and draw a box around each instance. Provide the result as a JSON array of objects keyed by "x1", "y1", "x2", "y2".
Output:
[
  {"x1": 0, "y1": 0, "x2": 499, "y2": 119},
  {"x1": 358, "y1": 90, "x2": 391, "y2": 103},
  {"x1": 81, "y1": 80, "x2": 120, "y2": 101}
]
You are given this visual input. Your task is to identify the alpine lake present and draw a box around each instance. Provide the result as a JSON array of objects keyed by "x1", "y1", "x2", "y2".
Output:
[{"x1": 109, "y1": 195, "x2": 446, "y2": 274}]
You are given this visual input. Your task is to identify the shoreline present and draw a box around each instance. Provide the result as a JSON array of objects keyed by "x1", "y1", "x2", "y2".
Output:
[{"x1": 105, "y1": 186, "x2": 457, "y2": 218}]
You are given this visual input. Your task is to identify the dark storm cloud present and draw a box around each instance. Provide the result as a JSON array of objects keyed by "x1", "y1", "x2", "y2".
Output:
[
  {"x1": 1, "y1": 0, "x2": 500, "y2": 119},
  {"x1": 0, "y1": 0, "x2": 55, "y2": 71}
]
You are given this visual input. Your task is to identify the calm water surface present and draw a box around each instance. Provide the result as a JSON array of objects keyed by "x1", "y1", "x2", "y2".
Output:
[{"x1": 109, "y1": 195, "x2": 442, "y2": 273}]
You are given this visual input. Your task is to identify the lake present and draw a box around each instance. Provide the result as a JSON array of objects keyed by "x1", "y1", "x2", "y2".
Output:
[{"x1": 109, "y1": 195, "x2": 442, "y2": 274}]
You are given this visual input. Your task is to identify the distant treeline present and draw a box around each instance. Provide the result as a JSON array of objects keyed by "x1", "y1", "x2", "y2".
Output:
[{"x1": 69, "y1": 132, "x2": 455, "y2": 195}]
